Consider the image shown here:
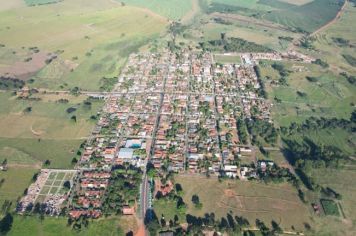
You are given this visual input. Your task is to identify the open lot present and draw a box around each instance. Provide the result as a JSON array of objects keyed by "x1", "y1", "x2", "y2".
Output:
[{"x1": 174, "y1": 175, "x2": 311, "y2": 231}]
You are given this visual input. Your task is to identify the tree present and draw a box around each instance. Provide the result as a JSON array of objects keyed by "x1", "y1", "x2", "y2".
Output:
[
  {"x1": 63, "y1": 180, "x2": 71, "y2": 190},
  {"x1": 175, "y1": 183, "x2": 183, "y2": 193},
  {"x1": 24, "y1": 107, "x2": 32, "y2": 113},
  {"x1": 0, "y1": 213, "x2": 13, "y2": 234},
  {"x1": 71, "y1": 115, "x2": 77, "y2": 122},
  {"x1": 44, "y1": 160, "x2": 51, "y2": 166}
]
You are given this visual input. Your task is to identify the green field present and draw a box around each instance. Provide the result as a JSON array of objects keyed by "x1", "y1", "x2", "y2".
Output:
[
  {"x1": 0, "y1": 167, "x2": 38, "y2": 209},
  {"x1": 119, "y1": 0, "x2": 193, "y2": 20},
  {"x1": 306, "y1": 168, "x2": 356, "y2": 235},
  {"x1": 308, "y1": 3, "x2": 356, "y2": 74},
  {"x1": 209, "y1": 0, "x2": 344, "y2": 33},
  {"x1": 260, "y1": 61, "x2": 355, "y2": 126},
  {"x1": 214, "y1": 54, "x2": 241, "y2": 64},
  {"x1": 174, "y1": 175, "x2": 311, "y2": 231},
  {"x1": 7, "y1": 215, "x2": 137, "y2": 236},
  {"x1": 0, "y1": 0, "x2": 167, "y2": 90},
  {"x1": 0, "y1": 92, "x2": 103, "y2": 139},
  {"x1": 0, "y1": 138, "x2": 82, "y2": 169},
  {"x1": 24, "y1": 0, "x2": 61, "y2": 6}
]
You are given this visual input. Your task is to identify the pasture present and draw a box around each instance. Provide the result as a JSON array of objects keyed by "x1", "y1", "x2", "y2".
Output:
[
  {"x1": 8, "y1": 215, "x2": 137, "y2": 236},
  {"x1": 260, "y1": 61, "x2": 356, "y2": 127},
  {"x1": 119, "y1": 0, "x2": 193, "y2": 20},
  {"x1": 0, "y1": 166, "x2": 38, "y2": 210},
  {"x1": 24, "y1": 0, "x2": 61, "y2": 6},
  {"x1": 209, "y1": 0, "x2": 345, "y2": 33},
  {"x1": 0, "y1": 92, "x2": 103, "y2": 139},
  {"x1": 308, "y1": 168, "x2": 356, "y2": 235},
  {"x1": 0, "y1": 0, "x2": 167, "y2": 90},
  {"x1": 311, "y1": 2, "x2": 356, "y2": 74},
  {"x1": 175, "y1": 175, "x2": 311, "y2": 231}
]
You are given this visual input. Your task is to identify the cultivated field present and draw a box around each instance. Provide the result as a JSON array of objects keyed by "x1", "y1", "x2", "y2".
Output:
[{"x1": 175, "y1": 175, "x2": 311, "y2": 232}]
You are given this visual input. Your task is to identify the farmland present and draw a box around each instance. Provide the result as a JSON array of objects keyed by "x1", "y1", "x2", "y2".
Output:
[{"x1": 174, "y1": 175, "x2": 311, "y2": 231}]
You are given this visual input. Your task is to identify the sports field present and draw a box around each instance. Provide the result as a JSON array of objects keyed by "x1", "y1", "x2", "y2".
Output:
[{"x1": 175, "y1": 175, "x2": 311, "y2": 231}]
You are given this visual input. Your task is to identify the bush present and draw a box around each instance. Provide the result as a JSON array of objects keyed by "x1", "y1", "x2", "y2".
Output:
[{"x1": 342, "y1": 54, "x2": 356, "y2": 67}]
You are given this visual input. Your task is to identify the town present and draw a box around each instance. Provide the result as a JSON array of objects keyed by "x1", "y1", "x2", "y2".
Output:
[{"x1": 17, "y1": 51, "x2": 287, "y2": 220}]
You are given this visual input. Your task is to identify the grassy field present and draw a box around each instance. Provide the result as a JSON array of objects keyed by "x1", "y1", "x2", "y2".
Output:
[
  {"x1": 209, "y1": 0, "x2": 344, "y2": 33},
  {"x1": 214, "y1": 54, "x2": 241, "y2": 64},
  {"x1": 307, "y1": 3, "x2": 356, "y2": 74},
  {"x1": 0, "y1": 138, "x2": 82, "y2": 168},
  {"x1": 7, "y1": 215, "x2": 137, "y2": 236},
  {"x1": 0, "y1": 92, "x2": 103, "y2": 139},
  {"x1": 260, "y1": 61, "x2": 355, "y2": 126},
  {"x1": 24, "y1": 0, "x2": 61, "y2": 6},
  {"x1": 307, "y1": 168, "x2": 356, "y2": 235},
  {"x1": 119, "y1": 0, "x2": 192, "y2": 20},
  {"x1": 174, "y1": 175, "x2": 311, "y2": 231},
  {"x1": 0, "y1": 167, "x2": 39, "y2": 208},
  {"x1": 0, "y1": 0, "x2": 167, "y2": 90}
]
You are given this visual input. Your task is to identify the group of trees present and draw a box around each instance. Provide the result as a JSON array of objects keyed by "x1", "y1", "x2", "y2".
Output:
[
  {"x1": 0, "y1": 77, "x2": 25, "y2": 90},
  {"x1": 0, "y1": 213, "x2": 13, "y2": 235},
  {"x1": 246, "y1": 118, "x2": 278, "y2": 145},
  {"x1": 102, "y1": 165, "x2": 142, "y2": 215},
  {"x1": 205, "y1": 37, "x2": 273, "y2": 53}
]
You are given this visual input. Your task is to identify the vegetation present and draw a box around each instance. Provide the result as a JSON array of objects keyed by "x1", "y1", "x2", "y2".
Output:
[
  {"x1": 204, "y1": 37, "x2": 273, "y2": 53},
  {"x1": 342, "y1": 54, "x2": 356, "y2": 67},
  {"x1": 320, "y1": 199, "x2": 340, "y2": 216}
]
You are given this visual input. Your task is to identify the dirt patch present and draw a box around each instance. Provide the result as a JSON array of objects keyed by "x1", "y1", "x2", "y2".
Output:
[
  {"x1": 0, "y1": 52, "x2": 48, "y2": 80},
  {"x1": 224, "y1": 189, "x2": 236, "y2": 198}
]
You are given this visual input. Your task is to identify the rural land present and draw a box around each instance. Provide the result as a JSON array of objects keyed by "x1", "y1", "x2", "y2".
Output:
[{"x1": 0, "y1": 0, "x2": 355, "y2": 236}]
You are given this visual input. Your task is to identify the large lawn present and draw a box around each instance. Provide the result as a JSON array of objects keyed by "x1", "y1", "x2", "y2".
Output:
[{"x1": 174, "y1": 175, "x2": 311, "y2": 232}]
